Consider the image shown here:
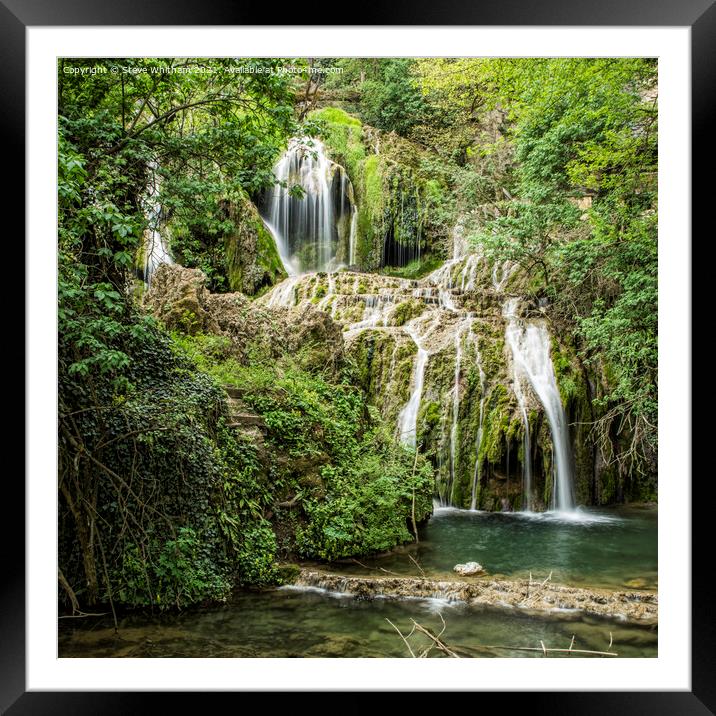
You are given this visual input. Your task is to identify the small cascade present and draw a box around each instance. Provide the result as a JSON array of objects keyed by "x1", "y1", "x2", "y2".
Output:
[
  {"x1": 397, "y1": 318, "x2": 437, "y2": 448},
  {"x1": 348, "y1": 208, "x2": 358, "y2": 266},
  {"x1": 459, "y1": 254, "x2": 481, "y2": 292},
  {"x1": 469, "y1": 321, "x2": 487, "y2": 511},
  {"x1": 142, "y1": 163, "x2": 172, "y2": 286},
  {"x1": 425, "y1": 263, "x2": 459, "y2": 312},
  {"x1": 423, "y1": 225, "x2": 482, "y2": 311},
  {"x1": 317, "y1": 273, "x2": 336, "y2": 313},
  {"x1": 260, "y1": 137, "x2": 357, "y2": 275},
  {"x1": 263, "y1": 276, "x2": 299, "y2": 308},
  {"x1": 492, "y1": 260, "x2": 516, "y2": 293},
  {"x1": 504, "y1": 299, "x2": 534, "y2": 510},
  {"x1": 444, "y1": 315, "x2": 472, "y2": 504},
  {"x1": 503, "y1": 298, "x2": 575, "y2": 512},
  {"x1": 346, "y1": 294, "x2": 395, "y2": 333}
]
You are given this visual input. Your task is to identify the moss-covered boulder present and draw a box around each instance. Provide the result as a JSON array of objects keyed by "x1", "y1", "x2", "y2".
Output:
[{"x1": 221, "y1": 193, "x2": 286, "y2": 296}]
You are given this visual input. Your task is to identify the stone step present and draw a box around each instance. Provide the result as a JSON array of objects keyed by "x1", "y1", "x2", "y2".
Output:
[
  {"x1": 224, "y1": 385, "x2": 244, "y2": 399},
  {"x1": 226, "y1": 414, "x2": 265, "y2": 428}
]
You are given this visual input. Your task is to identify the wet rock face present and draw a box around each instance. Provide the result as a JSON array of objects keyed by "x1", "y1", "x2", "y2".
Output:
[{"x1": 221, "y1": 194, "x2": 287, "y2": 296}]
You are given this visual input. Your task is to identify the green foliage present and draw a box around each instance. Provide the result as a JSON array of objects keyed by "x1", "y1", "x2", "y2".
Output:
[
  {"x1": 380, "y1": 255, "x2": 443, "y2": 281},
  {"x1": 175, "y1": 332, "x2": 434, "y2": 563},
  {"x1": 359, "y1": 60, "x2": 429, "y2": 136},
  {"x1": 235, "y1": 521, "x2": 280, "y2": 586},
  {"x1": 295, "y1": 431, "x2": 433, "y2": 561},
  {"x1": 417, "y1": 58, "x2": 657, "y2": 469},
  {"x1": 308, "y1": 107, "x2": 366, "y2": 182},
  {"x1": 59, "y1": 57, "x2": 297, "y2": 291},
  {"x1": 116, "y1": 529, "x2": 232, "y2": 609}
]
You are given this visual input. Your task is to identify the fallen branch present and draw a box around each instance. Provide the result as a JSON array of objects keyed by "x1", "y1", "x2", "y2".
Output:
[
  {"x1": 385, "y1": 618, "x2": 417, "y2": 658},
  {"x1": 411, "y1": 616, "x2": 461, "y2": 658},
  {"x1": 408, "y1": 554, "x2": 425, "y2": 577},
  {"x1": 351, "y1": 558, "x2": 400, "y2": 576},
  {"x1": 386, "y1": 615, "x2": 619, "y2": 658},
  {"x1": 58, "y1": 612, "x2": 111, "y2": 619},
  {"x1": 471, "y1": 644, "x2": 618, "y2": 657}
]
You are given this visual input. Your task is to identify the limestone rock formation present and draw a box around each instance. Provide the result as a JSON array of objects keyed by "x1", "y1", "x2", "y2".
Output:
[{"x1": 453, "y1": 561, "x2": 485, "y2": 576}]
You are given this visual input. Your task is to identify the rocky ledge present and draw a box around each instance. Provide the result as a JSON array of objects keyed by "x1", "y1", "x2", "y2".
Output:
[{"x1": 292, "y1": 568, "x2": 657, "y2": 624}]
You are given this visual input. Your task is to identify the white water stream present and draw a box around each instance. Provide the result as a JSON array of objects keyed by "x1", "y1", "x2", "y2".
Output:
[
  {"x1": 503, "y1": 298, "x2": 575, "y2": 512},
  {"x1": 260, "y1": 137, "x2": 357, "y2": 275}
]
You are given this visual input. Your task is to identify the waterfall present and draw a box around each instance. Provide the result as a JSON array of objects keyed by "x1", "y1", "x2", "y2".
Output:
[
  {"x1": 505, "y1": 299, "x2": 534, "y2": 511},
  {"x1": 262, "y1": 220, "x2": 299, "y2": 277},
  {"x1": 397, "y1": 318, "x2": 437, "y2": 449},
  {"x1": 424, "y1": 224, "x2": 481, "y2": 311},
  {"x1": 348, "y1": 208, "x2": 358, "y2": 266},
  {"x1": 425, "y1": 263, "x2": 458, "y2": 312},
  {"x1": 445, "y1": 316, "x2": 471, "y2": 504},
  {"x1": 492, "y1": 260, "x2": 515, "y2": 293},
  {"x1": 142, "y1": 163, "x2": 172, "y2": 285},
  {"x1": 459, "y1": 254, "x2": 480, "y2": 292},
  {"x1": 260, "y1": 137, "x2": 357, "y2": 275},
  {"x1": 469, "y1": 321, "x2": 486, "y2": 511},
  {"x1": 503, "y1": 298, "x2": 575, "y2": 512},
  {"x1": 317, "y1": 272, "x2": 336, "y2": 312},
  {"x1": 346, "y1": 294, "x2": 394, "y2": 333},
  {"x1": 263, "y1": 276, "x2": 299, "y2": 308}
]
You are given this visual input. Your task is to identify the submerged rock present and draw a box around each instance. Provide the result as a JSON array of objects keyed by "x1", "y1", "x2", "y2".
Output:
[
  {"x1": 453, "y1": 562, "x2": 485, "y2": 576},
  {"x1": 623, "y1": 578, "x2": 650, "y2": 589}
]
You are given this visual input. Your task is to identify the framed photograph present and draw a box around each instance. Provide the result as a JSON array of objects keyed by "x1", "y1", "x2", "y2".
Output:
[{"x1": 9, "y1": 1, "x2": 708, "y2": 712}]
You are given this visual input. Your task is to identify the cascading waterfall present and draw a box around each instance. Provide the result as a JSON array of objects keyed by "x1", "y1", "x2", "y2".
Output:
[
  {"x1": 142, "y1": 163, "x2": 172, "y2": 286},
  {"x1": 340, "y1": 169, "x2": 358, "y2": 267},
  {"x1": 260, "y1": 137, "x2": 357, "y2": 275},
  {"x1": 445, "y1": 316, "x2": 472, "y2": 505},
  {"x1": 317, "y1": 272, "x2": 336, "y2": 312},
  {"x1": 397, "y1": 318, "x2": 437, "y2": 449},
  {"x1": 348, "y1": 208, "x2": 358, "y2": 266},
  {"x1": 503, "y1": 298, "x2": 575, "y2": 512},
  {"x1": 346, "y1": 294, "x2": 394, "y2": 333},
  {"x1": 264, "y1": 276, "x2": 299, "y2": 308},
  {"x1": 469, "y1": 322, "x2": 486, "y2": 511},
  {"x1": 424, "y1": 222, "x2": 481, "y2": 312},
  {"x1": 504, "y1": 299, "x2": 534, "y2": 510},
  {"x1": 260, "y1": 217, "x2": 576, "y2": 513},
  {"x1": 492, "y1": 260, "x2": 516, "y2": 293}
]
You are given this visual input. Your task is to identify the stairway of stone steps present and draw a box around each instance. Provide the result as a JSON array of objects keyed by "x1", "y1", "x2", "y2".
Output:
[{"x1": 223, "y1": 386, "x2": 264, "y2": 429}]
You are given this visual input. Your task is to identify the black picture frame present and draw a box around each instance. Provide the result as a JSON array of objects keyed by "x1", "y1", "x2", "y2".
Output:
[{"x1": 7, "y1": 2, "x2": 708, "y2": 712}]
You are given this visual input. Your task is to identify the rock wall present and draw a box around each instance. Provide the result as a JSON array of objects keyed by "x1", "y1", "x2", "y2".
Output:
[{"x1": 309, "y1": 107, "x2": 453, "y2": 272}]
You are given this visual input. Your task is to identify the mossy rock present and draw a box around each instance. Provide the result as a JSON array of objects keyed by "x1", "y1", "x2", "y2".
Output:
[
  {"x1": 388, "y1": 299, "x2": 425, "y2": 327},
  {"x1": 223, "y1": 192, "x2": 286, "y2": 296},
  {"x1": 312, "y1": 108, "x2": 453, "y2": 272}
]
